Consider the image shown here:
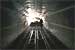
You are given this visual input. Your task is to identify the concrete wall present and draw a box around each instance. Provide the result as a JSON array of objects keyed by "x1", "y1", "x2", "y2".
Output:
[
  {"x1": 1, "y1": 0, "x2": 74, "y2": 49},
  {"x1": 1, "y1": 0, "x2": 26, "y2": 48},
  {"x1": 47, "y1": 7, "x2": 74, "y2": 48}
]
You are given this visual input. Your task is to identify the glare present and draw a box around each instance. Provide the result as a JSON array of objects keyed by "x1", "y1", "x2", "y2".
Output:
[{"x1": 24, "y1": 8, "x2": 47, "y2": 26}]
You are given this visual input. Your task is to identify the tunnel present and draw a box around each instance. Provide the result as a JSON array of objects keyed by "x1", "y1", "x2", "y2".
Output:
[{"x1": 1, "y1": 0, "x2": 75, "y2": 50}]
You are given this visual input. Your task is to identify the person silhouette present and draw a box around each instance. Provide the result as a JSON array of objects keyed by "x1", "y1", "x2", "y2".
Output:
[{"x1": 40, "y1": 19, "x2": 43, "y2": 28}]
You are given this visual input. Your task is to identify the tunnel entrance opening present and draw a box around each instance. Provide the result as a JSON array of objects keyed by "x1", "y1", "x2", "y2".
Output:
[{"x1": 25, "y1": 8, "x2": 47, "y2": 26}]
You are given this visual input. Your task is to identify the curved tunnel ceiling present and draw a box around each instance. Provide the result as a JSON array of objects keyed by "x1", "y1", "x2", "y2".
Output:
[{"x1": 1, "y1": 0, "x2": 74, "y2": 49}]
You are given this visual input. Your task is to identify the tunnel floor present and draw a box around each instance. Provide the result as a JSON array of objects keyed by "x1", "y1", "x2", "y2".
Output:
[{"x1": 5, "y1": 26, "x2": 69, "y2": 50}]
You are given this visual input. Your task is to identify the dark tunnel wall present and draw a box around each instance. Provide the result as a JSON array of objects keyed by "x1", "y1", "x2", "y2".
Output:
[
  {"x1": 47, "y1": 9, "x2": 74, "y2": 48},
  {"x1": 1, "y1": 0, "x2": 26, "y2": 48},
  {"x1": 1, "y1": 0, "x2": 74, "y2": 49},
  {"x1": 46, "y1": 1, "x2": 74, "y2": 48}
]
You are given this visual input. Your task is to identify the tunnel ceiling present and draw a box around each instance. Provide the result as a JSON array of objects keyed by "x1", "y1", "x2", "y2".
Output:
[
  {"x1": 3, "y1": 0, "x2": 74, "y2": 27},
  {"x1": 1, "y1": 0, "x2": 74, "y2": 49}
]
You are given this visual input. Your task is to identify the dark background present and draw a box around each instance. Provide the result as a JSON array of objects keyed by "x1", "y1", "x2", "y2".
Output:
[{"x1": 1, "y1": 0, "x2": 74, "y2": 49}]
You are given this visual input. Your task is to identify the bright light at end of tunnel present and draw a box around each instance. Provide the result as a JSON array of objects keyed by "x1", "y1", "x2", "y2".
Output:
[{"x1": 24, "y1": 8, "x2": 47, "y2": 26}]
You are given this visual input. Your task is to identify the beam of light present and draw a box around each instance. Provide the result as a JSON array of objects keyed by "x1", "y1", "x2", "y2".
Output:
[
  {"x1": 42, "y1": 27, "x2": 56, "y2": 48},
  {"x1": 47, "y1": 5, "x2": 75, "y2": 31},
  {"x1": 39, "y1": 30, "x2": 50, "y2": 49},
  {"x1": 49, "y1": 5, "x2": 74, "y2": 16},
  {"x1": 35, "y1": 30, "x2": 37, "y2": 45},
  {"x1": 34, "y1": 30, "x2": 39, "y2": 49},
  {"x1": 23, "y1": 8, "x2": 47, "y2": 26},
  {"x1": 49, "y1": 22, "x2": 75, "y2": 30},
  {"x1": 36, "y1": 30, "x2": 39, "y2": 39},
  {"x1": 28, "y1": 30, "x2": 34, "y2": 44},
  {"x1": 42, "y1": 27, "x2": 50, "y2": 38}
]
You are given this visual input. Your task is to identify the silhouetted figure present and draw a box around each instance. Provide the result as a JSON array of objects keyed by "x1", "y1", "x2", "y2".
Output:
[
  {"x1": 40, "y1": 19, "x2": 43, "y2": 24},
  {"x1": 40, "y1": 19, "x2": 43, "y2": 27},
  {"x1": 30, "y1": 22, "x2": 34, "y2": 26},
  {"x1": 30, "y1": 19, "x2": 43, "y2": 27}
]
